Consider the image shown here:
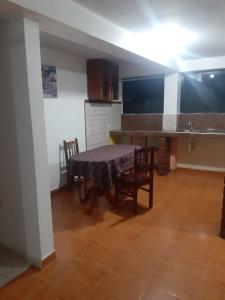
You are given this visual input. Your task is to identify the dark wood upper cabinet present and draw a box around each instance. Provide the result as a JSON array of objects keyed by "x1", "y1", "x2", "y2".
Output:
[{"x1": 87, "y1": 59, "x2": 119, "y2": 100}]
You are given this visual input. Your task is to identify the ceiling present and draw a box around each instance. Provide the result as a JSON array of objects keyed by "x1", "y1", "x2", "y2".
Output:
[
  {"x1": 72, "y1": 0, "x2": 225, "y2": 59},
  {"x1": 40, "y1": 32, "x2": 116, "y2": 62},
  {"x1": 40, "y1": 32, "x2": 173, "y2": 77},
  {"x1": 0, "y1": 1, "x2": 174, "y2": 74}
]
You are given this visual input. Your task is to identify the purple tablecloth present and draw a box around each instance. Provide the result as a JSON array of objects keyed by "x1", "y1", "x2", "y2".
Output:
[{"x1": 68, "y1": 144, "x2": 139, "y2": 191}]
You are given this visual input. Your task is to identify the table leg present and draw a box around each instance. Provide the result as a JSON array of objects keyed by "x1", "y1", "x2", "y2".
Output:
[
  {"x1": 103, "y1": 190, "x2": 116, "y2": 207},
  {"x1": 85, "y1": 186, "x2": 116, "y2": 214},
  {"x1": 86, "y1": 186, "x2": 100, "y2": 214}
]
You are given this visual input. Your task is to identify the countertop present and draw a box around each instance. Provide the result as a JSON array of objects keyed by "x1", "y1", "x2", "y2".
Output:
[{"x1": 110, "y1": 128, "x2": 225, "y2": 138}]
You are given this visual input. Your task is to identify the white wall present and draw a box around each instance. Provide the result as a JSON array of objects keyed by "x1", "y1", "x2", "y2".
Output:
[
  {"x1": 0, "y1": 20, "x2": 27, "y2": 254},
  {"x1": 177, "y1": 138, "x2": 225, "y2": 172},
  {"x1": 22, "y1": 19, "x2": 54, "y2": 265},
  {"x1": 41, "y1": 47, "x2": 87, "y2": 191},
  {"x1": 180, "y1": 56, "x2": 225, "y2": 72},
  {"x1": 0, "y1": 18, "x2": 54, "y2": 268}
]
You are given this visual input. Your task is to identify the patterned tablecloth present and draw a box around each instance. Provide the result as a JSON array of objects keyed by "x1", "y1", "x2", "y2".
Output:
[{"x1": 68, "y1": 144, "x2": 139, "y2": 191}]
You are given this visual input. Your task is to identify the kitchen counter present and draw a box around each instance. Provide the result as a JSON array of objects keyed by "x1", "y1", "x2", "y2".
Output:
[
  {"x1": 110, "y1": 128, "x2": 225, "y2": 176},
  {"x1": 110, "y1": 128, "x2": 225, "y2": 138}
]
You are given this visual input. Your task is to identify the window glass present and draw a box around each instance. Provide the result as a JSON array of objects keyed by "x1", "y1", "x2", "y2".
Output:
[
  {"x1": 123, "y1": 76, "x2": 164, "y2": 114},
  {"x1": 180, "y1": 70, "x2": 225, "y2": 113}
]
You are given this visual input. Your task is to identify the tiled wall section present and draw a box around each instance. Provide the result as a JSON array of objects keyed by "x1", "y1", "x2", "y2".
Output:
[
  {"x1": 121, "y1": 114, "x2": 162, "y2": 131},
  {"x1": 177, "y1": 113, "x2": 225, "y2": 130},
  {"x1": 85, "y1": 102, "x2": 122, "y2": 150},
  {"x1": 121, "y1": 114, "x2": 176, "y2": 131},
  {"x1": 121, "y1": 114, "x2": 225, "y2": 131}
]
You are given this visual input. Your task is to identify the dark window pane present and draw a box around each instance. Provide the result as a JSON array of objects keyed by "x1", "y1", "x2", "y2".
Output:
[
  {"x1": 180, "y1": 70, "x2": 225, "y2": 113},
  {"x1": 123, "y1": 76, "x2": 164, "y2": 114}
]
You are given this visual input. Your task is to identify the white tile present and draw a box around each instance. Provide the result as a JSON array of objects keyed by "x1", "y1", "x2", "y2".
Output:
[{"x1": 85, "y1": 102, "x2": 122, "y2": 149}]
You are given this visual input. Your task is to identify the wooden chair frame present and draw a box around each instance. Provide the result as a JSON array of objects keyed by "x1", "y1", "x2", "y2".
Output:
[
  {"x1": 130, "y1": 136, "x2": 148, "y2": 148},
  {"x1": 63, "y1": 139, "x2": 86, "y2": 199},
  {"x1": 115, "y1": 147, "x2": 156, "y2": 213}
]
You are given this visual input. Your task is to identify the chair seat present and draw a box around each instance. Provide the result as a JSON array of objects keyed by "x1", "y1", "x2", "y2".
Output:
[{"x1": 119, "y1": 172, "x2": 150, "y2": 186}]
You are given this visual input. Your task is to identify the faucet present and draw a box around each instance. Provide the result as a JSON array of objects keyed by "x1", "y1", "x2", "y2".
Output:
[{"x1": 187, "y1": 119, "x2": 193, "y2": 131}]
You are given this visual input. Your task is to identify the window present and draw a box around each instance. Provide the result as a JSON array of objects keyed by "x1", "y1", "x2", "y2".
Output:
[
  {"x1": 122, "y1": 76, "x2": 164, "y2": 114},
  {"x1": 180, "y1": 69, "x2": 225, "y2": 113}
]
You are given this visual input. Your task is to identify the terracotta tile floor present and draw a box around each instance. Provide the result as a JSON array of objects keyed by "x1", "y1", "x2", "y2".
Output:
[{"x1": 1, "y1": 169, "x2": 225, "y2": 300}]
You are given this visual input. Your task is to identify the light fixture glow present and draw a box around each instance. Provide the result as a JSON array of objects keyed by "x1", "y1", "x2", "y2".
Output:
[
  {"x1": 121, "y1": 23, "x2": 198, "y2": 63},
  {"x1": 209, "y1": 74, "x2": 215, "y2": 79}
]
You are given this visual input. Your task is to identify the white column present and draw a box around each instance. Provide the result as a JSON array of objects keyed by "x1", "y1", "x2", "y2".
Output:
[
  {"x1": 8, "y1": 18, "x2": 54, "y2": 267},
  {"x1": 0, "y1": 20, "x2": 27, "y2": 254},
  {"x1": 163, "y1": 72, "x2": 181, "y2": 130}
]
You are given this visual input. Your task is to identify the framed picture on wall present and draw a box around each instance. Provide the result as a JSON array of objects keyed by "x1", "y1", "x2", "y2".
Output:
[{"x1": 42, "y1": 65, "x2": 58, "y2": 98}]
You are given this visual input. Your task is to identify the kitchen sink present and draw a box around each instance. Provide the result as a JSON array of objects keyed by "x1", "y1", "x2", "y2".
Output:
[
  {"x1": 177, "y1": 129, "x2": 201, "y2": 133},
  {"x1": 177, "y1": 128, "x2": 225, "y2": 134}
]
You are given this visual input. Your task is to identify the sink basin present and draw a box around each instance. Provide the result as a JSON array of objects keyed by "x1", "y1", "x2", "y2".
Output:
[
  {"x1": 177, "y1": 129, "x2": 201, "y2": 133},
  {"x1": 177, "y1": 128, "x2": 225, "y2": 134},
  {"x1": 205, "y1": 128, "x2": 220, "y2": 132}
]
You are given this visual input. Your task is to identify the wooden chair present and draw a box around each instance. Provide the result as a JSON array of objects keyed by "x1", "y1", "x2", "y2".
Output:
[
  {"x1": 63, "y1": 139, "x2": 86, "y2": 199},
  {"x1": 131, "y1": 136, "x2": 148, "y2": 148},
  {"x1": 115, "y1": 147, "x2": 156, "y2": 213},
  {"x1": 120, "y1": 136, "x2": 148, "y2": 177},
  {"x1": 131, "y1": 135, "x2": 159, "y2": 171}
]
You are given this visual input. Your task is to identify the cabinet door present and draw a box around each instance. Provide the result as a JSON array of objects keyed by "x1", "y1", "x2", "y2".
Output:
[
  {"x1": 87, "y1": 59, "x2": 119, "y2": 100},
  {"x1": 87, "y1": 60, "x2": 104, "y2": 99},
  {"x1": 102, "y1": 61, "x2": 110, "y2": 99},
  {"x1": 105, "y1": 62, "x2": 119, "y2": 100},
  {"x1": 111, "y1": 63, "x2": 119, "y2": 100}
]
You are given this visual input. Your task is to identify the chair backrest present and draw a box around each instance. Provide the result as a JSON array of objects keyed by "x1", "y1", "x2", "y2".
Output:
[
  {"x1": 63, "y1": 139, "x2": 79, "y2": 169},
  {"x1": 131, "y1": 136, "x2": 148, "y2": 148},
  {"x1": 134, "y1": 147, "x2": 155, "y2": 179}
]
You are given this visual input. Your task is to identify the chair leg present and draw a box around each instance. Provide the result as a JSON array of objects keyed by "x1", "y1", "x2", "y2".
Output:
[
  {"x1": 79, "y1": 179, "x2": 87, "y2": 203},
  {"x1": 84, "y1": 179, "x2": 87, "y2": 199},
  {"x1": 133, "y1": 188, "x2": 138, "y2": 214},
  {"x1": 67, "y1": 174, "x2": 73, "y2": 190},
  {"x1": 81, "y1": 186, "x2": 93, "y2": 204},
  {"x1": 115, "y1": 183, "x2": 119, "y2": 208},
  {"x1": 77, "y1": 180, "x2": 82, "y2": 200},
  {"x1": 149, "y1": 177, "x2": 153, "y2": 209},
  {"x1": 149, "y1": 188, "x2": 153, "y2": 209}
]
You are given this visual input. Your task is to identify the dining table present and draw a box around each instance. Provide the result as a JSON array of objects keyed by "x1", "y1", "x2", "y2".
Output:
[{"x1": 68, "y1": 144, "x2": 139, "y2": 213}]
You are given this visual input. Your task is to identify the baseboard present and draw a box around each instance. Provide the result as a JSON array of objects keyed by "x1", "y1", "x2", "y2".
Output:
[
  {"x1": 41, "y1": 251, "x2": 56, "y2": 268},
  {"x1": 177, "y1": 163, "x2": 225, "y2": 173}
]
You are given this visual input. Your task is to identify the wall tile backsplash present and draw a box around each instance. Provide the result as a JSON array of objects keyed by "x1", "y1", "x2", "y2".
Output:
[
  {"x1": 85, "y1": 102, "x2": 122, "y2": 150},
  {"x1": 121, "y1": 113, "x2": 225, "y2": 132}
]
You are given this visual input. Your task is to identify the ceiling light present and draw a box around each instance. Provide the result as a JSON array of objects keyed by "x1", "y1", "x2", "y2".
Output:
[
  {"x1": 209, "y1": 74, "x2": 215, "y2": 79},
  {"x1": 121, "y1": 23, "x2": 198, "y2": 63}
]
